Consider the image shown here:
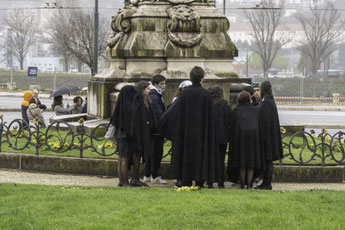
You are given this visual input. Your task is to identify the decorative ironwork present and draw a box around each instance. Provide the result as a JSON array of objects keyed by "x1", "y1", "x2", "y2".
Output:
[{"x1": 0, "y1": 116, "x2": 345, "y2": 165}]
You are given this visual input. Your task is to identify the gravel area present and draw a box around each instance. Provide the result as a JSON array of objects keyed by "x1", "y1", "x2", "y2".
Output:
[{"x1": 1, "y1": 169, "x2": 345, "y2": 190}]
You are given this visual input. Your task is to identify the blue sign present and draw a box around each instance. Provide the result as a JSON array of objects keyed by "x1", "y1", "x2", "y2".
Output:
[{"x1": 28, "y1": 66, "x2": 38, "y2": 77}]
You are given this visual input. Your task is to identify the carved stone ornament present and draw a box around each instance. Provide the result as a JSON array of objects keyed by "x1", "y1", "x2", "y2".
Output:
[
  {"x1": 107, "y1": 5, "x2": 137, "y2": 49},
  {"x1": 129, "y1": 0, "x2": 140, "y2": 5},
  {"x1": 167, "y1": 0, "x2": 195, "y2": 4},
  {"x1": 167, "y1": 5, "x2": 203, "y2": 47}
]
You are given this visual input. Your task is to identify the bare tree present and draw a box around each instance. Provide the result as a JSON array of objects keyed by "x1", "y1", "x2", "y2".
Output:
[
  {"x1": 295, "y1": 0, "x2": 343, "y2": 78},
  {"x1": 244, "y1": 0, "x2": 287, "y2": 77},
  {"x1": 2, "y1": 9, "x2": 38, "y2": 70},
  {"x1": 48, "y1": 8, "x2": 109, "y2": 75}
]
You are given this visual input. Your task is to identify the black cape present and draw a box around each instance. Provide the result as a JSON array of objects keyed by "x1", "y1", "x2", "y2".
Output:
[
  {"x1": 259, "y1": 97, "x2": 283, "y2": 161},
  {"x1": 228, "y1": 102, "x2": 265, "y2": 180},
  {"x1": 160, "y1": 83, "x2": 216, "y2": 182},
  {"x1": 110, "y1": 85, "x2": 152, "y2": 160},
  {"x1": 214, "y1": 99, "x2": 231, "y2": 145}
]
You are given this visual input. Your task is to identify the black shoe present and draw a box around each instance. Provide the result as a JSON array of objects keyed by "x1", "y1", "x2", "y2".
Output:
[
  {"x1": 195, "y1": 181, "x2": 204, "y2": 188},
  {"x1": 118, "y1": 183, "x2": 123, "y2": 187},
  {"x1": 256, "y1": 184, "x2": 272, "y2": 190},
  {"x1": 218, "y1": 182, "x2": 224, "y2": 188},
  {"x1": 174, "y1": 182, "x2": 182, "y2": 188},
  {"x1": 130, "y1": 179, "x2": 149, "y2": 187}
]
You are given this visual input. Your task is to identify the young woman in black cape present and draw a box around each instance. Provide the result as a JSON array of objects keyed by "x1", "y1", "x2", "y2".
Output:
[
  {"x1": 111, "y1": 81, "x2": 153, "y2": 187},
  {"x1": 209, "y1": 85, "x2": 231, "y2": 188},
  {"x1": 228, "y1": 91, "x2": 265, "y2": 189},
  {"x1": 257, "y1": 81, "x2": 283, "y2": 190}
]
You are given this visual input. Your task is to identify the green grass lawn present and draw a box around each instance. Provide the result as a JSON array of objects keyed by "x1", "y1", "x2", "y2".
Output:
[{"x1": 0, "y1": 183, "x2": 344, "y2": 229}]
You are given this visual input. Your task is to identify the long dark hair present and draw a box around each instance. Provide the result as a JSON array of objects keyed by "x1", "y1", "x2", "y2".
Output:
[
  {"x1": 52, "y1": 95, "x2": 63, "y2": 110},
  {"x1": 137, "y1": 81, "x2": 151, "y2": 109},
  {"x1": 260, "y1": 81, "x2": 274, "y2": 99},
  {"x1": 209, "y1": 85, "x2": 224, "y2": 104}
]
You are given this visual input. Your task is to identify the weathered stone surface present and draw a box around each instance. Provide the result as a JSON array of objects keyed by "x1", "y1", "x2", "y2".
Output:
[
  {"x1": 1, "y1": 153, "x2": 344, "y2": 182},
  {"x1": 274, "y1": 165, "x2": 345, "y2": 183},
  {"x1": 0, "y1": 153, "x2": 20, "y2": 169},
  {"x1": 89, "y1": 0, "x2": 244, "y2": 119}
]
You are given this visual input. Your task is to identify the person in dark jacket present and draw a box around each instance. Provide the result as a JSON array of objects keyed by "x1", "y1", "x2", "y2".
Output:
[
  {"x1": 228, "y1": 91, "x2": 265, "y2": 189},
  {"x1": 144, "y1": 74, "x2": 168, "y2": 184},
  {"x1": 111, "y1": 82, "x2": 153, "y2": 187},
  {"x1": 160, "y1": 66, "x2": 216, "y2": 188},
  {"x1": 257, "y1": 81, "x2": 283, "y2": 190},
  {"x1": 243, "y1": 85, "x2": 260, "y2": 107},
  {"x1": 209, "y1": 85, "x2": 231, "y2": 188}
]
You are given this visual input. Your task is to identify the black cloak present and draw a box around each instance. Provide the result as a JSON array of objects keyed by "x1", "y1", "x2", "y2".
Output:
[
  {"x1": 259, "y1": 97, "x2": 283, "y2": 161},
  {"x1": 214, "y1": 99, "x2": 231, "y2": 145},
  {"x1": 159, "y1": 83, "x2": 216, "y2": 183},
  {"x1": 110, "y1": 85, "x2": 152, "y2": 160},
  {"x1": 228, "y1": 102, "x2": 265, "y2": 180}
]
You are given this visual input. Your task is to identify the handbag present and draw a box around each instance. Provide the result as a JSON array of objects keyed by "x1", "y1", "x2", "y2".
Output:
[{"x1": 104, "y1": 124, "x2": 117, "y2": 143}]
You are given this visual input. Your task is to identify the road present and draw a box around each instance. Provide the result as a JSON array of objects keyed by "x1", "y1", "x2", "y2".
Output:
[
  {"x1": 1, "y1": 96, "x2": 345, "y2": 135},
  {"x1": 0, "y1": 96, "x2": 75, "y2": 109}
]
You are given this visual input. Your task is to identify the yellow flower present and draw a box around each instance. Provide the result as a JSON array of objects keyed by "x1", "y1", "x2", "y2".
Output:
[
  {"x1": 78, "y1": 118, "x2": 85, "y2": 126},
  {"x1": 33, "y1": 117, "x2": 39, "y2": 124},
  {"x1": 0, "y1": 114, "x2": 3, "y2": 119},
  {"x1": 321, "y1": 128, "x2": 327, "y2": 134},
  {"x1": 280, "y1": 127, "x2": 286, "y2": 134}
]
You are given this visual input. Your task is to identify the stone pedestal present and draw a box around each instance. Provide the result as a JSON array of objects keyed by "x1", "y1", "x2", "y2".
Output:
[{"x1": 88, "y1": 0, "x2": 245, "y2": 119}]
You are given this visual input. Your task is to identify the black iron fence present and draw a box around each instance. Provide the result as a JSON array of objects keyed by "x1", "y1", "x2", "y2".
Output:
[{"x1": 0, "y1": 115, "x2": 345, "y2": 165}]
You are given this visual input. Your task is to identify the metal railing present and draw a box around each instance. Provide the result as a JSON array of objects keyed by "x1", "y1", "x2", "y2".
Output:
[
  {"x1": 0, "y1": 115, "x2": 345, "y2": 165},
  {"x1": 0, "y1": 115, "x2": 117, "y2": 158}
]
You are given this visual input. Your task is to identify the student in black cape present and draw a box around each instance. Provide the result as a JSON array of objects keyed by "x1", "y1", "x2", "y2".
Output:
[
  {"x1": 209, "y1": 85, "x2": 231, "y2": 188},
  {"x1": 228, "y1": 91, "x2": 265, "y2": 189},
  {"x1": 160, "y1": 66, "x2": 216, "y2": 187},
  {"x1": 111, "y1": 82, "x2": 153, "y2": 187},
  {"x1": 257, "y1": 81, "x2": 283, "y2": 190}
]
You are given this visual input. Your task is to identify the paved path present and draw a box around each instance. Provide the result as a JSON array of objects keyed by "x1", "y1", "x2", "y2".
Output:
[{"x1": 1, "y1": 169, "x2": 345, "y2": 190}]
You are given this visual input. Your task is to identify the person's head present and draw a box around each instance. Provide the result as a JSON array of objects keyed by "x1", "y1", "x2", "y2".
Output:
[
  {"x1": 84, "y1": 97, "x2": 87, "y2": 103},
  {"x1": 174, "y1": 80, "x2": 192, "y2": 98},
  {"x1": 237, "y1": 91, "x2": 251, "y2": 104},
  {"x1": 137, "y1": 81, "x2": 151, "y2": 97},
  {"x1": 39, "y1": 104, "x2": 47, "y2": 111},
  {"x1": 260, "y1": 81, "x2": 273, "y2": 99},
  {"x1": 251, "y1": 82, "x2": 261, "y2": 99},
  {"x1": 137, "y1": 81, "x2": 151, "y2": 109},
  {"x1": 209, "y1": 85, "x2": 224, "y2": 104},
  {"x1": 151, "y1": 74, "x2": 166, "y2": 92},
  {"x1": 24, "y1": 91, "x2": 33, "y2": 102},
  {"x1": 32, "y1": 89, "x2": 39, "y2": 98},
  {"x1": 54, "y1": 95, "x2": 63, "y2": 105},
  {"x1": 179, "y1": 80, "x2": 192, "y2": 89},
  {"x1": 190, "y1": 66, "x2": 205, "y2": 84},
  {"x1": 73, "y1": 96, "x2": 83, "y2": 106},
  {"x1": 29, "y1": 98, "x2": 36, "y2": 105},
  {"x1": 52, "y1": 95, "x2": 63, "y2": 109},
  {"x1": 243, "y1": 85, "x2": 254, "y2": 97}
]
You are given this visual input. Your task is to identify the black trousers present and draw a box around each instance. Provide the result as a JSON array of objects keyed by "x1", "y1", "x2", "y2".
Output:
[
  {"x1": 218, "y1": 144, "x2": 227, "y2": 185},
  {"x1": 144, "y1": 135, "x2": 164, "y2": 178}
]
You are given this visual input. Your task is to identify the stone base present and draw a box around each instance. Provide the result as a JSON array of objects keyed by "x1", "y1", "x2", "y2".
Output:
[
  {"x1": 1, "y1": 153, "x2": 344, "y2": 182},
  {"x1": 89, "y1": 57, "x2": 250, "y2": 119}
]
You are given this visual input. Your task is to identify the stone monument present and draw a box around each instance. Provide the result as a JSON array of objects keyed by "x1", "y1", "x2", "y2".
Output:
[{"x1": 88, "y1": 0, "x2": 250, "y2": 118}]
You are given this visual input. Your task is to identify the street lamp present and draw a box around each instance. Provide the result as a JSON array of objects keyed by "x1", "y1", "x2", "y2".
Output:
[{"x1": 93, "y1": 0, "x2": 99, "y2": 76}]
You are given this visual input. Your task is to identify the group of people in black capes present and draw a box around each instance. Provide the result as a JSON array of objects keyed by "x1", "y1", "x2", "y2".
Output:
[{"x1": 109, "y1": 66, "x2": 283, "y2": 189}]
